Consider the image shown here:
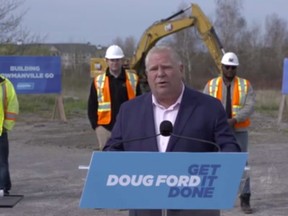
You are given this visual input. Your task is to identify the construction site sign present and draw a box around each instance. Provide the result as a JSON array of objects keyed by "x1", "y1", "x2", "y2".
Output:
[
  {"x1": 282, "y1": 58, "x2": 288, "y2": 95},
  {"x1": 0, "y1": 56, "x2": 61, "y2": 94}
]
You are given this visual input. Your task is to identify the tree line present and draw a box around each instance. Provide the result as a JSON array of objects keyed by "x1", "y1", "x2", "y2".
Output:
[
  {"x1": 113, "y1": 0, "x2": 288, "y2": 90},
  {"x1": 0, "y1": 0, "x2": 287, "y2": 91}
]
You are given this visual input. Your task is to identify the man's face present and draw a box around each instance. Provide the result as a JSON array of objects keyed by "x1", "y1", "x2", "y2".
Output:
[
  {"x1": 222, "y1": 64, "x2": 237, "y2": 80},
  {"x1": 145, "y1": 51, "x2": 183, "y2": 101},
  {"x1": 106, "y1": 58, "x2": 123, "y2": 74}
]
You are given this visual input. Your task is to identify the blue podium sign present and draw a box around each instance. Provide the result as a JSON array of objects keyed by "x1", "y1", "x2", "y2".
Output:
[
  {"x1": 0, "y1": 56, "x2": 61, "y2": 94},
  {"x1": 80, "y1": 152, "x2": 247, "y2": 210}
]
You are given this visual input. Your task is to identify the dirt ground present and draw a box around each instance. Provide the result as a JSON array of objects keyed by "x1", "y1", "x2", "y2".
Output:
[{"x1": 1, "y1": 111, "x2": 288, "y2": 216}]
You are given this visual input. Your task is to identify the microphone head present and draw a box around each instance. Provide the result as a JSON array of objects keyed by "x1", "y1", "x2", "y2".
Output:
[{"x1": 160, "y1": 120, "x2": 173, "y2": 137}]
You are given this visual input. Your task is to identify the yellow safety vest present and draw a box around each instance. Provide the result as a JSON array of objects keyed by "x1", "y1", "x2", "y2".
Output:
[
  {"x1": 0, "y1": 75, "x2": 19, "y2": 135},
  {"x1": 207, "y1": 76, "x2": 250, "y2": 129},
  {"x1": 94, "y1": 70, "x2": 138, "y2": 125}
]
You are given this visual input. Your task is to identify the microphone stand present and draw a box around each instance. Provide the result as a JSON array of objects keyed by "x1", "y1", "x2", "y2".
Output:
[{"x1": 170, "y1": 133, "x2": 221, "y2": 152}]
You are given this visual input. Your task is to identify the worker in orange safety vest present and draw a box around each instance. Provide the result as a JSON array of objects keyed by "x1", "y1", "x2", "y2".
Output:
[
  {"x1": 203, "y1": 52, "x2": 255, "y2": 214},
  {"x1": 88, "y1": 45, "x2": 141, "y2": 150}
]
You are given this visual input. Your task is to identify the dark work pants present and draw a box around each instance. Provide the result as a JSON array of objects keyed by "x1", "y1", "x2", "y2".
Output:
[
  {"x1": 234, "y1": 131, "x2": 250, "y2": 195},
  {"x1": 0, "y1": 132, "x2": 11, "y2": 191}
]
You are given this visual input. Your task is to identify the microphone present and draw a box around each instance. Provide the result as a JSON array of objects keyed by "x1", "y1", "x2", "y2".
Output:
[
  {"x1": 159, "y1": 120, "x2": 221, "y2": 152},
  {"x1": 160, "y1": 120, "x2": 173, "y2": 136}
]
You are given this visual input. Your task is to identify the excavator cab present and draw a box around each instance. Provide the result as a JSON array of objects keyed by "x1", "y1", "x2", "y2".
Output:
[{"x1": 90, "y1": 58, "x2": 107, "y2": 77}]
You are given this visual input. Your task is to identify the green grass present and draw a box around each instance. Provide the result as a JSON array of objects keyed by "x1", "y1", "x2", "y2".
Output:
[
  {"x1": 62, "y1": 96, "x2": 87, "y2": 116},
  {"x1": 18, "y1": 94, "x2": 87, "y2": 118},
  {"x1": 18, "y1": 95, "x2": 55, "y2": 113},
  {"x1": 17, "y1": 73, "x2": 91, "y2": 119},
  {"x1": 18, "y1": 86, "x2": 287, "y2": 121},
  {"x1": 254, "y1": 89, "x2": 282, "y2": 117}
]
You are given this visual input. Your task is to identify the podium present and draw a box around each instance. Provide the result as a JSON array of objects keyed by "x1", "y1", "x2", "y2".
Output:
[{"x1": 80, "y1": 152, "x2": 247, "y2": 210}]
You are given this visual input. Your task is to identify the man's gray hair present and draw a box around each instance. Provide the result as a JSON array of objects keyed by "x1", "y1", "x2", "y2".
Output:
[{"x1": 145, "y1": 45, "x2": 182, "y2": 68}]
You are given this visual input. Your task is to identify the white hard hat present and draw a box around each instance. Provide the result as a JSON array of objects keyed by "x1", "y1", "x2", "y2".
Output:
[
  {"x1": 105, "y1": 45, "x2": 124, "y2": 59},
  {"x1": 221, "y1": 52, "x2": 239, "y2": 66}
]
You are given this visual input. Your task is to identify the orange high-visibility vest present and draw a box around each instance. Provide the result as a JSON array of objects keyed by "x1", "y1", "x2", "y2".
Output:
[
  {"x1": 94, "y1": 70, "x2": 138, "y2": 125},
  {"x1": 207, "y1": 76, "x2": 250, "y2": 129}
]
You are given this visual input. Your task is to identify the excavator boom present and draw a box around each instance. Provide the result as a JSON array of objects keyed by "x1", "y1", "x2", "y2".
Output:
[
  {"x1": 90, "y1": 3, "x2": 224, "y2": 82},
  {"x1": 191, "y1": 4, "x2": 225, "y2": 72}
]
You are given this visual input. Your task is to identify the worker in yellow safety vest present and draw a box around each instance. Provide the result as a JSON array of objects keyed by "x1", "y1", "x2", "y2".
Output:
[
  {"x1": 0, "y1": 75, "x2": 19, "y2": 196},
  {"x1": 88, "y1": 45, "x2": 141, "y2": 150},
  {"x1": 203, "y1": 52, "x2": 255, "y2": 214}
]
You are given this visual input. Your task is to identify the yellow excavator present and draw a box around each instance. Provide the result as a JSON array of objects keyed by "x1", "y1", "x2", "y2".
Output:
[{"x1": 90, "y1": 3, "x2": 225, "y2": 87}]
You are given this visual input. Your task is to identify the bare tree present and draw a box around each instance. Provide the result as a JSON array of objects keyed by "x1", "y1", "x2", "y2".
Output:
[
  {"x1": 112, "y1": 36, "x2": 136, "y2": 57},
  {"x1": 213, "y1": 0, "x2": 271, "y2": 87},
  {"x1": 0, "y1": 0, "x2": 26, "y2": 43},
  {"x1": 214, "y1": 0, "x2": 246, "y2": 50},
  {"x1": 123, "y1": 36, "x2": 136, "y2": 57},
  {"x1": 233, "y1": 23, "x2": 263, "y2": 78},
  {"x1": 260, "y1": 14, "x2": 288, "y2": 86},
  {"x1": 0, "y1": 0, "x2": 47, "y2": 55},
  {"x1": 264, "y1": 13, "x2": 288, "y2": 49},
  {"x1": 167, "y1": 2, "x2": 209, "y2": 87},
  {"x1": 170, "y1": 28, "x2": 202, "y2": 86},
  {"x1": 111, "y1": 37, "x2": 123, "y2": 47},
  {"x1": 109, "y1": 0, "x2": 288, "y2": 89}
]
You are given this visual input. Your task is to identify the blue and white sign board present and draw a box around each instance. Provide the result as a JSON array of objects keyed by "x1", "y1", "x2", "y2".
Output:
[
  {"x1": 80, "y1": 152, "x2": 247, "y2": 210},
  {"x1": 0, "y1": 56, "x2": 61, "y2": 94},
  {"x1": 282, "y1": 58, "x2": 288, "y2": 94}
]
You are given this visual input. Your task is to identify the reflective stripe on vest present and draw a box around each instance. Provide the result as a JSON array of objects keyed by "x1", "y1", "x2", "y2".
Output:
[
  {"x1": 94, "y1": 73, "x2": 111, "y2": 125},
  {"x1": 208, "y1": 76, "x2": 222, "y2": 98},
  {"x1": 232, "y1": 77, "x2": 250, "y2": 128},
  {"x1": 125, "y1": 70, "x2": 138, "y2": 99},
  {"x1": 207, "y1": 76, "x2": 250, "y2": 129},
  {"x1": 94, "y1": 70, "x2": 138, "y2": 125}
]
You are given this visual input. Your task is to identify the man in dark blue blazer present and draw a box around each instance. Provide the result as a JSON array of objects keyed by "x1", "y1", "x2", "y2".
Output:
[{"x1": 104, "y1": 45, "x2": 240, "y2": 216}]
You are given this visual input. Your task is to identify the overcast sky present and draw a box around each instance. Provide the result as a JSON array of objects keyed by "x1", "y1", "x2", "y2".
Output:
[{"x1": 21, "y1": 0, "x2": 288, "y2": 46}]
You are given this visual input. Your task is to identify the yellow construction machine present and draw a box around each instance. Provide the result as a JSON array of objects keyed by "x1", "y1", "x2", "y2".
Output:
[{"x1": 90, "y1": 3, "x2": 225, "y2": 88}]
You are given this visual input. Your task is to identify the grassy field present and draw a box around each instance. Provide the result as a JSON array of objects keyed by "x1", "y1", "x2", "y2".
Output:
[
  {"x1": 17, "y1": 85, "x2": 287, "y2": 120},
  {"x1": 255, "y1": 89, "x2": 287, "y2": 119}
]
